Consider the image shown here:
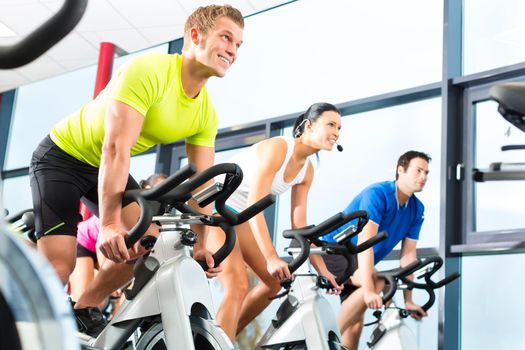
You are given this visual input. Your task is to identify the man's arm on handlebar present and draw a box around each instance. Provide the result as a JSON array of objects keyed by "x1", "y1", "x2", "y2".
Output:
[
  {"x1": 400, "y1": 237, "x2": 427, "y2": 319},
  {"x1": 357, "y1": 221, "x2": 382, "y2": 309},
  {"x1": 186, "y1": 143, "x2": 221, "y2": 278},
  {"x1": 98, "y1": 100, "x2": 144, "y2": 263}
]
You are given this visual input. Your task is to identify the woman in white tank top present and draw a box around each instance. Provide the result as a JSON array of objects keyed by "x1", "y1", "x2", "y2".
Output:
[{"x1": 207, "y1": 102, "x2": 343, "y2": 342}]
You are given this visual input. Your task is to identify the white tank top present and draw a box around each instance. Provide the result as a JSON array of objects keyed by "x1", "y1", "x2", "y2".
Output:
[{"x1": 225, "y1": 136, "x2": 310, "y2": 212}]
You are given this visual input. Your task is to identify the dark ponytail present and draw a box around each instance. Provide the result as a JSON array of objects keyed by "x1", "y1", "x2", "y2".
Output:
[{"x1": 292, "y1": 102, "x2": 340, "y2": 138}]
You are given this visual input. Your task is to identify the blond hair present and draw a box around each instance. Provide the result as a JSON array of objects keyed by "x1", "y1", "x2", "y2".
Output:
[{"x1": 184, "y1": 4, "x2": 244, "y2": 36}]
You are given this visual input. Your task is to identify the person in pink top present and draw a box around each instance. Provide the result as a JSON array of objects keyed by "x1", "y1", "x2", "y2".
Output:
[
  {"x1": 69, "y1": 174, "x2": 167, "y2": 305},
  {"x1": 76, "y1": 216, "x2": 99, "y2": 255}
]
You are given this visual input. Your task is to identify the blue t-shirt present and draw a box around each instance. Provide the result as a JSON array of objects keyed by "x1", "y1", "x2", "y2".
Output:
[{"x1": 322, "y1": 181, "x2": 424, "y2": 263}]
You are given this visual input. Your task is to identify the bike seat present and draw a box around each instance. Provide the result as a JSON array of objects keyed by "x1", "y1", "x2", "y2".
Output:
[{"x1": 490, "y1": 83, "x2": 525, "y2": 132}]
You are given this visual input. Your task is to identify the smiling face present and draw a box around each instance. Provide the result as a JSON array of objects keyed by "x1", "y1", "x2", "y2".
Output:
[
  {"x1": 192, "y1": 16, "x2": 244, "y2": 78},
  {"x1": 303, "y1": 111, "x2": 342, "y2": 151}
]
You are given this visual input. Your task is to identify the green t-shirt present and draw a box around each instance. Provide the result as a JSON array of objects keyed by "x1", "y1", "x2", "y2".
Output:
[{"x1": 50, "y1": 53, "x2": 218, "y2": 167}]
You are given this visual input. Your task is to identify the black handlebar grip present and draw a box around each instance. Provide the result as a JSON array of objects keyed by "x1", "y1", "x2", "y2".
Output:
[
  {"x1": 353, "y1": 231, "x2": 388, "y2": 254},
  {"x1": 141, "y1": 164, "x2": 197, "y2": 200},
  {"x1": 432, "y1": 272, "x2": 460, "y2": 289},
  {"x1": 378, "y1": 259, "x2": 423, "y2": 303},
  {"x1": 124, "y1": 196, "x2": 157, "y2": 249},
  {"x1": 287, "y1": 236, "x2": 311, "y2": 274},
  {"x1": 283, "y1": 213, "x2": 344, "y2": 239},
  {"x1": 308, "y1": 210, "x2": 369, "y2": 240},
  {"x1": 381, "y1": 274, "x2": 396, "y2": 303},
  {"x1": 21, "y1": 212, "x2": 35, "y2": 230},
  {"x1": 193, "y1": 196, "x2": 276, "y2": 271},
  {"x1": 284, "y1": 211, "x2": 369, "y2": 278},
  {"x1": 420, "y1": 272, "x2": 461, "y2": 311},
  {"x1": 195, "y1": 222, "x2": 237, "y2": 272},
  {"x1": 235, "y1": 194, "x2": 276, "y2": 224},
  {"x1": 168, "y1": 163, "x2": 242, "y2": 206},
  {"x1": 0, "y1": 0, "x2": 88, "y2": 69},
  {"x1": 421, "y1": 290, "x2": 436, "y2": 312},
  {"x1": 210, "y1": 223, "x2": 236, "y2": 268}
]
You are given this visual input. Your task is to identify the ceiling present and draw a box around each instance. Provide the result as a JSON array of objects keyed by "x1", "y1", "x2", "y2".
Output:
[{"x1": 0, "y1": 0, "x2": 289, "y2": 93}]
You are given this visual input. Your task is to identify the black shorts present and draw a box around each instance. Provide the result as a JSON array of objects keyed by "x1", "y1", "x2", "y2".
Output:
[
  {"x1": 322, "y1": 253, "x2": 359, "y2": 302},
  {"x1": 77, "y1": 243, "x2": 97, "y2": 262},
  {"x1": 29, "y1": 135, "x2": 139, "y2": 240}
]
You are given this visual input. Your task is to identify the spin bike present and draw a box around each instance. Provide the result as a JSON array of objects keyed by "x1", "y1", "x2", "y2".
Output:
[
  {"x1": 255, "y1": 210, "x2": 387, "y2": 350},
  {"x1": 80, "y1": 162, "x2": 275, "y2": 350},
  {"x1": 472, "y1": 82, "x2": 525, "y2": 182},
  {"x1": 1, "y1": 209, "x2": 79, "y2": 350},
  {"x1": 364, "y1": 256, "x2": 460, "y2": 350}
]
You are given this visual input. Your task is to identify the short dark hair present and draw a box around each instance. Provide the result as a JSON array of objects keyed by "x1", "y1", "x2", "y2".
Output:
[{"x1": 395, "y1": 151, "x2": 431, "y2": 180}]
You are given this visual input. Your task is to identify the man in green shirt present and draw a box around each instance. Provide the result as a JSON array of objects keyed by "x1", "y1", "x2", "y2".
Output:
[{"x1": 29, "y1": 4, "x2": 244, "y2": 337}]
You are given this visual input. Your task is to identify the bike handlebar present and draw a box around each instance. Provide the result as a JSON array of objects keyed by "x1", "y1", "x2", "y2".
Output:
[
  {"x1": 283, "y1": 210, "x2": 384, "y2": 276},
  {"x1": 0, "y1": 0, "x2": 88, "y2": 69},
  {"x1": 379, "y1": 259, "x2": 422, "y2": 304},
  {"x1": 379, "y1": 256, "x2": 460, "y2": 311},
  {"x1": 4, "y1": 208, "x2": 36, "y2": 243},
  {"x1": 335, "y1": 231, "x2": 388, "y2": 285},
  {"x1": 122, "y1": 163, "x2": 275, "y2": 269}
]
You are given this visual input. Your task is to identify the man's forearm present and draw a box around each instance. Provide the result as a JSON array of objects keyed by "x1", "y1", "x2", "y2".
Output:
[
  {"x1": 98, "y1": 150, "x2": 130, "y2": 227},
  {"x1": 358, "y1": 250, "x2": 376, "y2": 292},
  {"x1": 403, "y1": 274, "x2": 414, "y2": 303}
]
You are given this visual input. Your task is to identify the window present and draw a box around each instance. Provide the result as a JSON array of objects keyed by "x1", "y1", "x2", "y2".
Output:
[
  {"x1": 207, "y1": 0, "x2": 443, "y2": 129},
  {"x1": 471, "y1": 100, "x2": 525, "y2": 232},
  {"x1": 463, "y1": 0, "x2": 525, "y2": 74},
  {"x1": 4, "y1": 65, "x2": 97, "y2": 170},
  {"x1": 462, "y1": 254, "x2": 525, "y2": 348}
]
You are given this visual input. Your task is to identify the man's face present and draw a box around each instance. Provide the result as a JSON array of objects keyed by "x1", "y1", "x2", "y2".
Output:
[
  {"x1": 397, "y1": 157, "x2": 429, "y2": 193},
  {"x1": 194, "y1": 17, "x2": 244, "y2": 77}
]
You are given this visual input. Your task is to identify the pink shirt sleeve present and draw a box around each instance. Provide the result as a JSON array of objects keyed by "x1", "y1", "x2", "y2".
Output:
[{"x1": 76, "y1": 216, "x2": 100, "y2": 253}]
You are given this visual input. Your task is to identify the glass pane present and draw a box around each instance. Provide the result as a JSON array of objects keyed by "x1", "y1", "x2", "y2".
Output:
[
  {"x1": 464, "y1": 0, "x2": 525, "y2": 74},
  {"x1": 208, "y1": 0, "x2": 443, "y2": 129},
  {"x1": 275, "y1": 98, "x2": 442, "y2": 255},
  {"x1": 179, "y1": 147, "x2": 249, "y2": 168},
  {"x1": 473, "y1": 101, "x2": 525, "y2": 232},
  {"x1": 4, "y1": 65, "x2": 97, "y2": 170},
  {"x1": 129, "y1": 153, "x2": 157, "y2": 184},
  {"x1": 462, "y1": 254, "x2": 525, "y2": 349},
  {"x1": 1, "y1": 176, "x2": 31, "y2": 215},
  {"x1": 112, "y1": 43, "x2": 169, "y2": 76}
]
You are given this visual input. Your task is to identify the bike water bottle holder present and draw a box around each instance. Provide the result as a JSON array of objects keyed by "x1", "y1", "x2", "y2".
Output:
[{"x1": 367, "y1": 323, "x2": 387, "y2": 348}]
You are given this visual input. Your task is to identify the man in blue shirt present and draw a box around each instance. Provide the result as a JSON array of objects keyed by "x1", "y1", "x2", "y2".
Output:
[{"x1": 322, "y1": 150, "x2": 431, "y2": 350}]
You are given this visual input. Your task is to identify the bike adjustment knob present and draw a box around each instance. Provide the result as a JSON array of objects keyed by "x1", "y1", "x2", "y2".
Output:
[
  {"x1": 316, "y1": 276, "x2": 333, "y2": 290},
  {"x1": 140, "y1": 235, "x2": 157, "y2": 250},
  {"x1": 180, "y1": 229, "x2": 197, "y2": 246}
]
